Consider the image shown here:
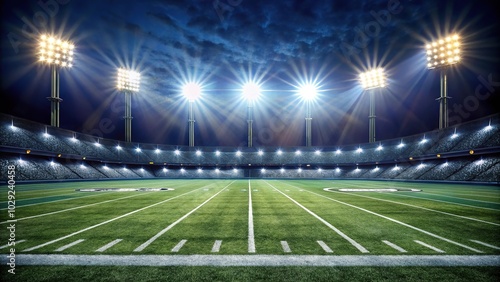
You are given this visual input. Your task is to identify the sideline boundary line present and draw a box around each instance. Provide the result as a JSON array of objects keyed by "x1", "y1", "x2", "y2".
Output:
[{"x1": 4, "y1": 254, "x2": 499, "y2": 267}]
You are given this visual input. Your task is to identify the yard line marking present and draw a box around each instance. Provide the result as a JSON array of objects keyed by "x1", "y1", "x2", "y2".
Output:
[
  {"x1": 211, "y1": 240, "x2": 222, "y2": 253},
  {"x1": 317, "y1": 240, "x2": 333, "y2": 253},
  {"x1": 55, "y1": 239, "x2": 85, "y2": 252},
  {"x1": 382, "y1": 240, "x2": 407, "y2": 253},
  {"x1": 171, "y1": 240, "x2": 187, "y2": 252},
  {"x1": 420, "y1": 192, "x2": 500, "y2": 205},
  {"x1": 6, "y1": 254, "x2": 500, "y2": 266},
  {"x1": 470, "y1": 240, "x2": 500, "y2": 250},
  {"x1": 1, "y1": 193, "x2": 146, "y2": 224},
  {"x1": 134, "y1": 181, "x2": 234, "y2": 252},
  {"x1": 414, "y1": 240, "x2": 445, "y2": 253},
  {"x1": 96, "y1": 239, "x2": 123, "y2": 252},
  {"x1": 0, "y1": 192, "x2": 76, "y2": 204},
  {"x1": 0, "y1": 239, "x2": 26, "y2": 249},
  {"x1": 0, "y1": 192, "x2": 108, "y2": 210},
  {"x1": 22, "y1": 185, "x2": 209, "y2": 252},
  {"x1": 248, "y1": 179, "x2": 256, "y2": 253},
  {"x1": 322, "y1": 188, "x2": 500, "y2": 226},
  {"x1": 389, "y1": 193, "x2": 499, "y2": 211},
  {"x1": 280, "y1": 181, "x2": 483, "y2": 253},
  {"x1": 281, "y1": 241, "x2": 292, "y2": 253},
  {"x1": 264, "y1": 181, "x2": 369, "y2": 253}
]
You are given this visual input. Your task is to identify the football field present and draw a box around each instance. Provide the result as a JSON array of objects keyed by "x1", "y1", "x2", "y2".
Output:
[{"x1": 1, "y1": 179, "x2": 499, "y2": 281}]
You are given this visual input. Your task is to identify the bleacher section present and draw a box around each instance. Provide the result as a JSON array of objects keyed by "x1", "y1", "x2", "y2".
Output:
[{"x1": 0, "y1": 113, "x2": 499, "y2": 183}]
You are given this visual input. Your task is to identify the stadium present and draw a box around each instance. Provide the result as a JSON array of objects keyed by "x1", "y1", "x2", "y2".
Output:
[{"x1": 1, "y1": 1, "x2": 500, "y2": 281}]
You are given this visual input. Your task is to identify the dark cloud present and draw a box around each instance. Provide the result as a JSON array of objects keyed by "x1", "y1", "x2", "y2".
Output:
[{"x1": 1, "y1": 0, "x2": 499, "y2": 146}]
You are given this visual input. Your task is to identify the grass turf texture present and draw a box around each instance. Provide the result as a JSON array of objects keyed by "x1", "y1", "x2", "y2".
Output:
[
  {"x1": 1, "y1": 266, "x2": 499, "y2": 282},
  {"x1": 1, "y1": 179, "x2": 499, "y2": 281}
]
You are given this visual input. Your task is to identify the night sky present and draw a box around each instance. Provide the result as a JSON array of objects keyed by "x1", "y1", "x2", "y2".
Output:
[{"x1": 1, "y1": 0, "x2": 499, "y2": 147}]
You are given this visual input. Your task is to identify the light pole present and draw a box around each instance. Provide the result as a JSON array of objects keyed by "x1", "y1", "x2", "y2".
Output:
[
  {"x1": 298, "y1": 84, "x2": 317, "y2": 147},
  {"x1": 426, "y1": 34, "x2": 461, "y2": 129},
  {"x1": 242, "y1": 82, "x2": 261, "y2": 147},
  {"x1": 117, "y1": 68, "x2": 140, "y2": 142},
  {"x1": 182, "y1": 82, "x2": 202, "y2": 147},
  {"x1": 38, "y1": 34, "x2": 74, "y2": 127},
  {"x1": 360, "y1": 68, "x2": 386, "y2": 143}
]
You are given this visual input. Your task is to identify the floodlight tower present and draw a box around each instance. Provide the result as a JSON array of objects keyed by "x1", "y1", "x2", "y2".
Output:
[
  {"x1": 298, "y1": 84, "x2": 318, "y2": 147},
  {"x1": 117, "y1": 68, "x2": 141, "y2": 142},
  {"x1": 182, "y1": 82, "x2": 202, "y2": 147},
  {"x1": 242, "y1": 82, "x2": 261, "y2": 147},
  {"x1": 360, "y1": 68, "x2": 386, "y2": 143},
  {"x1": 426, "y1": 34, "x2": 461, "y2": 129},
  {"x1": 37, "y1": 34, "x2": 75, "y2": 127}
]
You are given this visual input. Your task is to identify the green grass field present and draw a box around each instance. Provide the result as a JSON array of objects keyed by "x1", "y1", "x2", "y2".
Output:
[{"x1": 1, "y1": 179, "x2": 499, "y2": 281}]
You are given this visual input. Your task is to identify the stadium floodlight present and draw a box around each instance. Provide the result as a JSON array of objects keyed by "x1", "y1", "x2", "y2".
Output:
[
  {"x1": 135, "y1": 147, "x2": 141, "y2": 153},
  {"x1": 277, "y1": 149, "x2": 283, "y2": 155},
  {"x1": 295, "y1": 150, "x2": 302, "y2": 155},
  {"x1": 258, "y1": 150, "x2": 264, "y2": 156},
  {"x1": 236, "y1": 150, "x2": 242, "y2": 157},
  {"x1": 174, "y1": 149, "x2": 181, "y2": 155},
  {"x1": 376, "y1": 143, "x2": 383, "y2": 151},
  {"x1": 117, "y1": 68, "x2": 141, "y2": 142},
  {"x1": 242, "y1": 82, "x2": 261, "y2": 147},
  {"x1": 116, "y1": 145, "x2": 122, "y2": 150},
  {"x1": 425, "y1": 34, "x2": 461, "y2": 129},
  {"x1": 182, "y1": 82, "x2": 202, "y2": 147},
  {"x1": 215, "y1": 150, "x2": 221, "y2": 156},
  {"x1": 38, "y1": 34, "x2": 75, "y2": 127},
  {"x1": 196, "y1": 150, "x2": 202, "y2": 156},
  {"x1": 315, "y1": 150, "x2": 321, "y2": 155},
  {"x1": 335, "y1": 149, "x2": 342, "y2": 154},
  {"x1": 155, "y1": 148, "x2": 161, "y2": 154},
  {"x1": 297, "y1": 83, "x2": 318, "y2": 147},
  {"x1": 360, "y1": 68, "x2": 386, "y2": 143}
]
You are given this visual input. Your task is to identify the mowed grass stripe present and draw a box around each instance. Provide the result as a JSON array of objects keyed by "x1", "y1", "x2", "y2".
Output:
[
  {"x1": 133, "y1": 181, "x2": 234, "y2": 252},
  {"x1": 248, "y1": 179, "x2": 255, "y2": 253},
  {"x1": 0, "y1": 192, "x2": 109, "y2": 210},
  {"x1": 321, "y1": 187, "x2": 500, "y2": 227},
  {"x1": 264, "y1": 180, "x2": 369, "y2": 253},
  {"x1": 390, "y1": 192, "x2": 499, "y2": 211},
  {"x1": 145, "y1": 180, "x2": 248, "y2": 255},
  {"x1": 22, "y1": 186, "x2": 207, "y2": 252},
  {"x1": 286, "y1": 183, "x2": 483, "y2": 253},
  {"x1": 0, "y1": 193, "x2": 147, "y2": 224}
]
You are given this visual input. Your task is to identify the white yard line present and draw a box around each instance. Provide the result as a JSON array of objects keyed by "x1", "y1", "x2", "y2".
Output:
[
  {"x1": 248, "y1": 179, "x2": 256, "y2": 253},
  {"x1": 0, "y1": 239, "x2": 26, "y2": 249},
  {"x1": 55, "y1": 239, "x2": 85, "y2": 252},
  {"x1": 281, "y1": 241, "x2": 292, "y2": 253},
  {"x1": 134, "y1": 181, "x2": 234, "y2": 252},
  {"x1": 414, "y1": 240, "x2": 445, "y2": 253},
  {"x1": 211, "y1": 240, "x2": 222, "y2": 253},
  {"x1": 420, "y1": 192, "x2": 500, "y2": 205},
  {"x1": 389, "y1": 193, "x2": 499, "y2": 211},
  {"x1": 264, "y1": 181, "x2": 369, "y2": 253},
  {"x1": 171, "y1": 240, "x2": 187, "y2": 252},
  {"x1": 96, "y1": 239, "x2": 123, "y2": 252},
  {"x1": 1, "y1": 193, "x2": 146, "y2": 224},
  {"x1": 280, "y1": 181, "x2": 483, "y2": 253},
  {"x1": 322, "y1": 188, "x2": 500, "y2": 226},
  {"x1": 6, "y1": 254, "x2": 500, "y2": 266},
  {"x1": 470, "y1": 240, "x2": 500, "y2": 250},
  {"x1": 382, "y1": 240, "x2": 407, "y2": 253},
  {"x1": 22, "y1": 186, "x2": 207, "y2": 252},
  {"x1": 317, "y1": 241, "x2": 333, "y2": 253},
  {"x1": 0, "y1": 192, "x2": 108, "y2": 210}
]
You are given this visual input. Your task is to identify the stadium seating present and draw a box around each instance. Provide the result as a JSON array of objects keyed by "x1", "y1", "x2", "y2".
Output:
[{"x1": 0, "y1": 113, "x2": 499, "y2": 183}]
